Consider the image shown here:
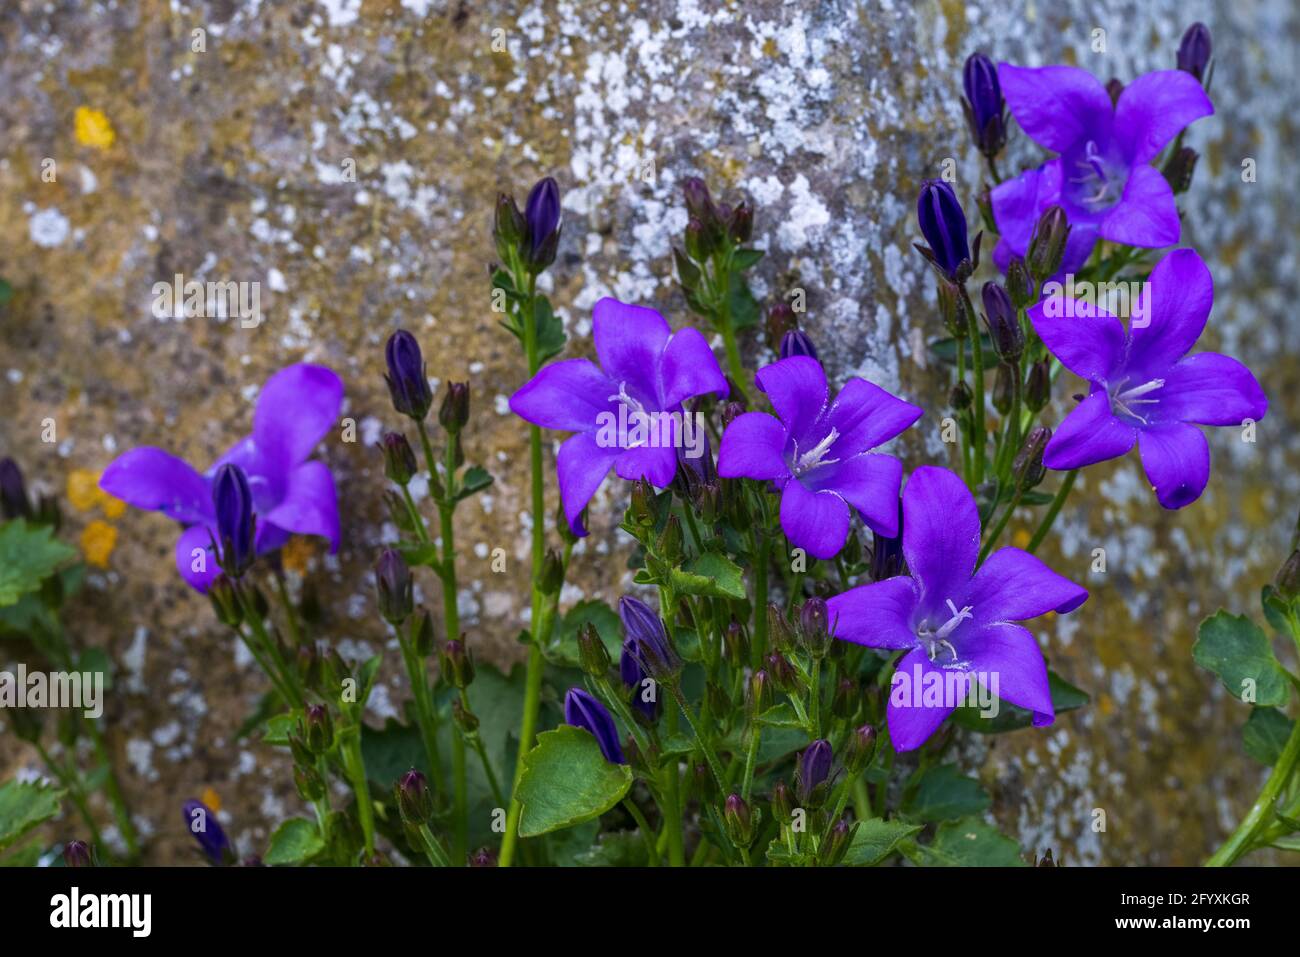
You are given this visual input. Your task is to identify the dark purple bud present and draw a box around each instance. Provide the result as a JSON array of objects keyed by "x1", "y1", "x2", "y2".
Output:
[
  {"x1": 1274, "y1": 549, "x2": 1300, "y2": 600},
  {"x1": 523, "y1": 176, "x2": 561, "y2": 271},
  {"x1": 440, "y1": 638, "x2": 475, "y2": 689},
  {"x1": 1162, "y1": 146, "x2": 1199, "y2": 194},
  {"x1": 0, "y1": 458, "x2": 31, "y2": 520},
  {"x1": 1025, "y1": 358, "x2": 1051, "y2": 413},
  {"x1": 1105, "y1": 77, "x2": 1125, "y2": 106},
  {"x1": 618, "y1": 596, "x2": 681, "y2": 683},
  {"x1": 962, "y1": 52, "x2": 1006, "y2": 157},
  {"x1": 821, "y1": 816, "x2": 854, "y2": 865},
  {"x1": 765, "y1": 301, "x2": 797, "y2": 348},
  {"x1": 720, "y1": 401, "x2": 746, "y2": 428},
  {"x1": 779, "y1": 328, "x2": 819, "y2": 360},
  {"x1": 380, "y1": 431, "x2": 418, "y2": 486},
  {"x1": 949, "y1": 380, "x2": 973, "y2": 411},
  {"x1": 870, "y1": 499, "x2": 905, "y2": 582},
  {"x1": 469, "y1": 847, "x2": 498, "y2": 867},
  {"x1": 62, "y1": 840, "x2": 92, "y2": 868},
  {"x1": 384, "y1": 330, "x2": 433, "y2": 421},
  {"x1": 682, "y1": 176, "x2": 719, "y2": 227},
  {"x1": 728, "y1": 201, "x2": 754, "y2": 244},
  {"x1": 1177, "y1": 22, "x2": 1212, "y2": 83},
  {"x1": 1026, "y1": 206, "x2": 1070, "y2": 282},
  {"x1": 981, "y1": 281, "x2": 1023, "y2": 363},
  {"x1": 917, "y1": 180, "x2": 970, "y2": 279},
  {"x1": 798, "y1": 596, "x2": 832, "y2": 657},
  {"x1": 723, "y1": 794, "x2": 756, "y2": 847},
  {"x1": 395, "y1": 768, "x2": 434, "y2": 826},
  {"x1": 993, "y1": 363, "x2": 1014, "y2": 415},
  {"x1": 213, "y1": 464, "x2": 255, "y2": 576},
  {"x1": 795, "y1": 739, "x2": 833, "y2": 807},
  {"x1": 492, "y1": 191, "x2": 526, "y2": 263},
  {"x1": 182, "y1": 799, "x2": 233, "y2": 866},
  {"x1": 303, "y1": 704, "x2": 333, "y2": 754},
  {"x1": 438, "y1": 381, "x2": 470, "y2": 433},
  {"x1": 723, "y1": 617, "x2": 748, "y2": 666},
  {"x1": 564, "y1": 687, "x2": 626, "y2": 764},
  {"x1": 846, "y1": 724, "x2": 877, "y2": 773},
  {"x1": 620, "y1": 641, "x2": 661, "y2": 723},
  {"x1": 1013, "y1": 427, "x2": 1052, "y2": 491},
  {"x1": 374, "y1": 548, "x2": 413, "y2": 624},
  {"x1": 771, "y1": 779, "x2": 793, "y2": 823}
]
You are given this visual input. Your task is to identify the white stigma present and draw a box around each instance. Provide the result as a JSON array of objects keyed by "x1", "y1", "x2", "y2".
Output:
[{"x1": 792, "y1": 428, "x2": 840, "y2": 475}]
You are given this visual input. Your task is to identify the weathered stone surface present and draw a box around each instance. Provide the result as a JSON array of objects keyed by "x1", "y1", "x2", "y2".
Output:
[{"x1": 0, "y1": 0, "x2": 1295, "y2": 864}]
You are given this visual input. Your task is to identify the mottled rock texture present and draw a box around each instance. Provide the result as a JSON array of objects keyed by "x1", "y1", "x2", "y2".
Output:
[{"x1": 0, "y1": 0, "x2": 1296, "y2": 864}]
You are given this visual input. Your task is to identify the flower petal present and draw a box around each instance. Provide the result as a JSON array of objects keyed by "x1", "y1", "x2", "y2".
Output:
[
  {"x1": 755, "y1": 356, "x2": 827, "y2": 441},
  {"x1": 827, "y1": 576, "x2": 919, "y2": 650},
  {"x1": 1157, "y1": 353, "x2": 1268, "y2": 426},
  {"x1": 1042, "y1": 389, "x2": 1137, "y2": 470},
  {"x1": 174, "y1": 523, "x2": 220, "y2": 593},
  {"x1": 825, "y1": 378, "x2": 923, "y2": 456},
  {"x1": 660, "y1": 326, "x2": 728, "y2": 408},
  {"x1": 592, "y1": 297, "x2": 670, "y2": 399},
  {"x1": 100, "y1": 447, "x2": 213, "y2": 524},
  {"x1": 614, "y1": 444, "x2": 677, "y2": 487},
  {"x1": 1028, "y1": 295, "x2": 1126, "y2": 384},
  {"x1": 1137, "y1": 422, "x2": 1210, "y2": 509},
  {"x1": 717, "y1": 412, "x2": 790, "y2": 481},
  {"x1": 1114, "y1": 69, "x2": 1214, "y2": 165},
  {"x1": 810, "y1": 453, "x2": 903, "y2": 537},
  {"x1": 997, "y1": 63, "x2": 1112, "y2": 154},
  {"x1": 779, "y1": 478, "x2": 850, "y2": 561},
  {"x1": 1126, "y1": 248, "x2": 1211, "y2": 376},
  {"x1": 253, "y1": 364, "x2": 344, "y2": 468},
  {"x1": 262, "y1": 460, "x2": 340, "y2": 553},
  {"x1": 509, "y1": 358, "x2": 615, "y2": 433},
  {"x1": 1100, "y1": 164, "x2": 1180, "y2": 248},
  {"x1": 963, "y1": 622, "x2": 1054, "y2": 724},
  {"x1": 901, "y1": 466, "x2": 980, "y2": 608},
  {"x1": 886, "y1": 647, "x2": 956, "y2": 752},
  {"x1": 556, "y1": 431, "x2": 621, "y2": 537},
  {"x1": 991, "y1": 162, "x2": 1053, "y2": 258},
  {"x1": 964, "y1": 547, "x2": 1088, "y2": 624}
]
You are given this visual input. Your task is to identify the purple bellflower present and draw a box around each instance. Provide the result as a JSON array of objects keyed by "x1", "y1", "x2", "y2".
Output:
[
  {"x1": 564, "y1": 687, "x2": 626, "y2": 764},
  {"x1": 182, "y1": 798, "x2": 232, "y2": 865},
  {"x1": 509, "y1": 298, "x2": 728, "y2": 536},
  {"x1": 100, "y1": 364, "x2": 343, "y2": 593},
  {"x1": 1028, "y1": 248, "x2": 1267, "y2": 509},
  {"x1": 827, "y1": 466, "x2": 1087, "y2": 752},
  {"x1": 717, "y1": 355, "x2": 923, "y2": 560},
  {"x1": 990, "y1": 63, "x2": 1213, "y2": 274}
]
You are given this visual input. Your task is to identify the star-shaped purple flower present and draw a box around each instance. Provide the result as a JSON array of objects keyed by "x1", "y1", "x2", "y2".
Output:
[
  {"x1": 828, "y1": 466, "x2": 1087, "y2": 752},
  {"x1": 716, "y1": 356, "x2": 922, "y2": 560},
  {"x1": 991, "y1": 64, "x2": 1213, "y2": 273},
  {"x1": 100, "y1": 363, "x2": 344, "y2": 592},
  {"x1": 1029, "y1": 248, "x2": 1267, "y2": 509},
  {"x1": 508, "y1": 297, "x2": 728, "y2": 536}
]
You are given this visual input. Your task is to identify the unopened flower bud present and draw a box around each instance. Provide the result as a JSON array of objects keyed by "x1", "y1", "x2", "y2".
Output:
[
  {"x1": 469, "y1": 847, "x2": 498, "y2": 867},
  {"x1": 628, "y1": 479, "x2": 656, "y2": 528},
  {"x1": 795, "y1": 739, "x2": 834, "y2": 808},
  {"x1": 1105, "y1": 77, "x2": 1125, "y2": 106},
  {"x1": 723, "y1": 617, "x2": 748, "y2": 666},
  {"x1": 62, "y1": 840, "x2": 93, "y2": 868},
  {"x1": 1005, "y1": 256, "x2": 1034, "y2": 310},
  {"x1": 412, "y1": 609, "x2": 435, "y2": 658},
  {"x1": 577, "y1": 622, "x2": 611, "y2": 677},
  {"x1": 294, "y1": 764, "x2": 327, "y2": 802},
  {"x1": 452, "y1": 697, "x2": 480, "y2": 734},
  {"x1": 1027, "y1": 206, "x2": 1070, "y2": 282},
  {"x1": 962, "y1": 52, "x2": 1006, "y2": 159},
  {"x1": 208, "y1": 574, "x2": 243, "y2": 628},
  {"x1": 440, "y1": 639, "x2": 475, "y2": 689},
  {"x1": 916, "y1": 180, "x2": 970, "y2": 279},
  {"x1": 766, "y1": 301, "x2": 797, "y2": 347},
  {"x1": 950, "y1": 380, "x2": 973, "y2": 411},
  {"x1": 748, "y1": 669, "x2": 772, "y2": 717},
  {"x1": 395, "y1": 769, "x2": 434, "y2": 827},
  {"x1": 523, "y1": 176, "x2": 562, "y2": 273},
  {"x1": 374, "y1": 548, "x2": 413, "y2": 624},
  {"x1": 993, "y1": 363, "x2": 1014, "y2": 415},
  {"x1": 846, "y1": 723, "x2": 877, "y2": 773},
  {"x1": 439, "y1": 382, "x2": 470, "y2": 433},
  {"x1": 1025, "y1": 359, "x2": 1051, "y2": 413},
  {"x1": 831, "y1": 677, "x2": 857, "y2": 720},
  {"x1": 981, "y1": 281, "x2": 1022, "y2": 363},
  {"x1": 720, "y1": 401, "x2": 746, "y2": 428},
  {"x1": 492, "y1": 192, "x2": 526, "y2": 263},
  {"x1": 380, "y1": 431, "x2": 417, "y2": 486},
  {"x1": 779, "y1": 328, "x2": 818, "y2": 360},
  {"x1": 1162, "y1": 146, "x2": 1199, "y2": 194},
  {"x1": 728, "y1": 201, "x2": 754, "y2": 244},
  {"x1": 673, "y1": 246, "x2": 701, "y2": 291},
  {"x1": 936, "y1": 277, "x2": 967, "y2": 337},
  {"x1": 540, "y1": 548, "x2": 565, "y2": 596},
  {"x1": 765, "y1": 652, "x2": 797, "y2": 693},
  {"x1": 657, "y1": 514, "x2": 684, "y2": 563},
  {"x1": 767, "y1": 602, "x2": 796, "y2": 654},
  {"x1": 1274, "y1": 549, "x2": 1300, "y2": 600},
  {"x1": 619, "y1": 596, "x2": 681, "y2": 684},
  {"x1": 770, "y1": 779, "x2": 794, "y2": 824},
  {"x1": 0, "y1": 458, "x2": 31, "y2": 520},
  {"x1": 724, "y1": 794, "x2": 757, "y2": 847},
  {"x1": 821, "y1": 817, "x2": 855, "y2": 866},
  {"x1": 798, "y1": 596, "x2": 832, "y2": 658},
  {"x1": 1177, "y1": 22, "x2": 1212, "y2": 84},
  {"x1": 384, "y1": 330, "x2": 433, "y2": 421},
  {"x1": 1013, "y1": 427, "x2": 1052, "y2": 491},
  {"x1": 303, "y1": 704, "x2": 333, "y2": 754}
]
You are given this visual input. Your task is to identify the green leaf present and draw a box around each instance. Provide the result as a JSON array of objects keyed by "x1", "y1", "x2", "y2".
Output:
[
  {"x1": 455, "y1": 466, "x2": 494, "y2": 502},
  {"x1": 731, "y1": 248, "x2": 765, "y2": 271},
  {"x1": 905, "y1": 764, "x2": 991, "y2": 822},
  {"x1": 550, "y1": 600, "x2": 622, "y2": 668},
  {"x1": 77, "y1": 647, "x2": 113, "y2": 692},
  {"x1": 0, "y1": 279, "x2": 13, "y2": 307},
  {"x1": 0, "y1": 520, "x2": 76, "y2": 607},
  {"x1": 1193, "y1": 611, "x2": 1288, "y2": 707},
  {"x1": 534, "y1": 295, "x2": 567, "y2": 363},
  {"x1": 261, "y1": 711, "x2": 300, "y2": 746},
  {"x1": 1261, "y1": 585, "x2": 1291, "y2": 636},
  {"x1": 670, "y1": 551, "x2": 746, "y2": 599},
  {"x1": 362, "y1": 717, "x2": 429, "y2": 783},
  {"x1": 1242, "y1": 707, "x2": 1295, "y2": 765},
  {"x1": 907, "y1": 817, "x2": 1026, "y2": 867},
  {"x1": 927, "y1": 334, "x2": 998, "y2": 369},
  {"x1": 951, "y1": 670, "x2": 1089, "y2": 734},
  {"x1": 726, "y1": 272, "x2": 760, "y2": 330},
  {"x1": 516, "y1": 726, "x2": 632, "y2": 837},
  {"x1": 263, "y1": 817, "x2": 325, "y2": 866},
  {"x1": 842, "y1": 818, "x2": 922, "y2": 866},
  {"x1": 396, "y1": 540, "x2": 443, "y2": 571},
  {"x1": 0, "y1": 780, "x2": 65, "y2": 853}
]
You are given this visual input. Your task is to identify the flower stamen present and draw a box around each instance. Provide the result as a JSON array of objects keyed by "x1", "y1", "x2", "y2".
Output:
[{"x1": 791, "y1": 428, "x2": 841, "y2": 476}]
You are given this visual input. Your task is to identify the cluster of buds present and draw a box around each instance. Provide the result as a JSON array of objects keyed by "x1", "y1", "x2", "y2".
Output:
[
  {"x1": 493, "y1": 176, "x2": 562, "y2": 275},
  {"x1": 673, "y1": 176, "x2": 756, "y2": 315}
]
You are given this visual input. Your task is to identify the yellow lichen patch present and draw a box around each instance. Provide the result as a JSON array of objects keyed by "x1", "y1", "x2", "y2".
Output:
[
  {"x1": 74, "y1": 106, "x2": 116, "y2": 150},
  {"x1": 1012, "y1": 528, "x2": 1031, "y2": 549},
  {"x1": 101, "y1": 494, "x2": 127, "y2": 519},
  {"x1": 67, "y1": 468, "x2": 105, "y2": 511},
  {"x1": 80, "y1": 519, "x2": 118, "y2": 568},
  {"x1": 201, "y1": 787, "x2": 222, "y2": 813},
  {"x1": 281, "y1": 535, "x2": 316, "y2": 574}
]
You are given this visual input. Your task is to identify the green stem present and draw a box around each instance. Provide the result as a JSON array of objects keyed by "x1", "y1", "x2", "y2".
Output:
[
  {"x1": 670, "y1": 684, "x2": 725, "y2": 792},
  {"x1": 740, "y1": 722, "x2": 761, "y2": 802},
  {"x1": 1206, "y1": 712, "x2": 1300, "y2": 866},
  {"x1": 979, "y1": 488, "x2": 1023, "y2": 564},
  {"x1": 623, "y1": 798, "x2": 660, "y2": 866},
  {"x1": 451, "y1": 732, "x2": 467, "y2": 863},
  {"x1": 808, "y1": 658, "x2": 822, "y2": 738},
  {"x1": 1026, "y1": 469, "x2": 1078, "y2": 553},
  {"x1": 663, "y1": 695, "x2": 686, "y2": 867},
  {"x1": 397, "y1": 620, "x2": 442, "y2": 785},
  {"x1": 961, "y1": 286, "x2": 986, "y2": 483},
  {"x1": 417, "y1": 823, "x2": 452, "y2": 867},
  {"x1": 85, "y1": 722, "x2": 139, "y2": 859},
  {"x1": 500, "y1": 645, "x2": 544, "y2": 868},
  {"x1": 339, "y1": 726, "x2": 375, "y2": 859}
]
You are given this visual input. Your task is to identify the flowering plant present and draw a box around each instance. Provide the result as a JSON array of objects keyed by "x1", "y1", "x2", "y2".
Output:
[{"x1": 10, "y1": 22, "x2": 1292, "y2": 871}]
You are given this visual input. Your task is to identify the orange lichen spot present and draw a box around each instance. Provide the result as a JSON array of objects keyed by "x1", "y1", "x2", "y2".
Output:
[
  {"x1": 74, "y1": 106, "x2": 116, "y2": 150},
  {"x1": 201, "y1": 787, "x2": 222, "y2": 813},
  {"x1": 67, "y1": 468, "x2": 105, "y2": 512},
  {"x1": 1012, "y1": 528, "x2": 1031, "y2": 549},
  {"x1": 80, "y1": 519, "x2": 118, "y2": 568},
  {"x1": 281, "y1": 535, "x2": 316, "y2": 574},
  {"x1": 101, "y1": 493, "x2": 127, "y2": 519}
]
